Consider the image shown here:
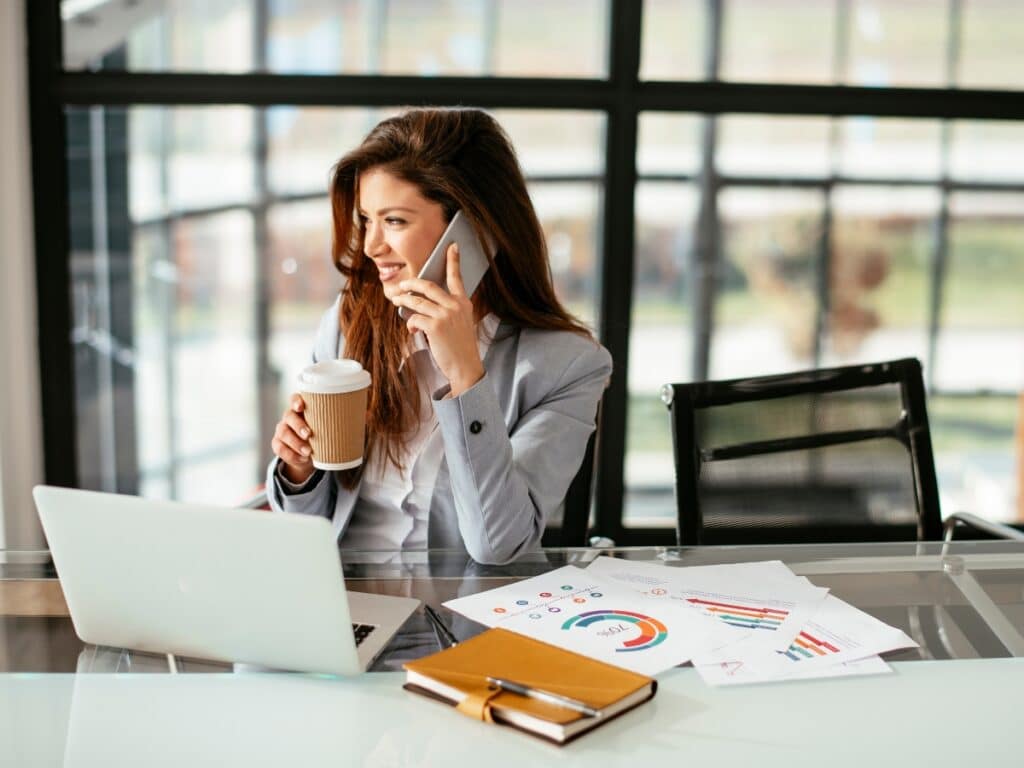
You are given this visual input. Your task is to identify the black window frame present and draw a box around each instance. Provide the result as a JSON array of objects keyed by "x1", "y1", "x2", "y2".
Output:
[{"x1": 27, "y1": 0, "x2": 1024, "y2": 545}]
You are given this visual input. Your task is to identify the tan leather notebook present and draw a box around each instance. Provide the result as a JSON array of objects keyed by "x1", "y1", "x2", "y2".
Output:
[{"x1": 403, "y1": 628, "x2": 657, "y2": 745}]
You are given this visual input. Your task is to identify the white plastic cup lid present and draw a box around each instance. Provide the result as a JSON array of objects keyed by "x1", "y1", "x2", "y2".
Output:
[{"x1": 297, "y1": 359, "x2": 371, "y2": 394}]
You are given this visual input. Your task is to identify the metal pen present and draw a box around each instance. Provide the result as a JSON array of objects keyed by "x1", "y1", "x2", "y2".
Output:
[
  {"x1": 423, "y1": 604, "x2": 460, "y2": 648},
  {"x1": 486, "y1": 676, "x2": 601, "y2": 718}
]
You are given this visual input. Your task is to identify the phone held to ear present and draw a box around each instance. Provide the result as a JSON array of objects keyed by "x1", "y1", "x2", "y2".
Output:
[{"x1": 397, "y1": 210, "x2": 493, "y2": 320}]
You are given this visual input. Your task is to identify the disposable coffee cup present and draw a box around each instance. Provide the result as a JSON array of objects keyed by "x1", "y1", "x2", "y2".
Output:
[{"x1": 297, "y1": 359, "x2": 371, "y2": 470}]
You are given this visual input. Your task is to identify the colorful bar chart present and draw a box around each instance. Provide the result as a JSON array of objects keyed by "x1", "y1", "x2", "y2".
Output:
[
  {"x1": 780, "y1": 631, "x2": 841, "y2": 662},
  {"x1": 687, "y1": 597, "x2": 789, "y2": 631}
]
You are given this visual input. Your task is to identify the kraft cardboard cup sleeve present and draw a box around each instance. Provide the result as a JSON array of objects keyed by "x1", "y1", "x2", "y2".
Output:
[{"x1": 297, "y1": 360, "x2": 371, "y2": 470}]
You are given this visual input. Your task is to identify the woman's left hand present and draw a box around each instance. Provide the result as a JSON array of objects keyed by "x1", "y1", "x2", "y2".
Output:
[{"x1": 392, "y1": 243, "x2": 485, "y2": 397}]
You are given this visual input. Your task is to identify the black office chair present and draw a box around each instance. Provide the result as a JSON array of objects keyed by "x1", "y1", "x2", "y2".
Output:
[
  {"x1": 661, "y1": 358, "x2": 944, "y2": 546},
  {"x1": 543, "y1": 399, "x2": 603, "y2": 547}
]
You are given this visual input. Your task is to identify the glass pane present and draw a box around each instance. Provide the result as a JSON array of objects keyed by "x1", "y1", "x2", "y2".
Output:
[
  {"x1": 936, "y1": 193, "x2": 1024, "y2": 391},
  {"x1": 624, "y1": 182, "x2": 699, "y2": 527},
  {"x1": 129, "y1": 106, "x2": 256, "y2": 220},
  {"x1": 267, "y1": 198, "x2": 339, "y2": 415},
  {"x1": 825, "y1": 186, "x2": 938, "y2": 366},
  {"x1": 637, "y1": 113, "x2": 702, "y2": 177},
  {"x1": 266, "y1": 0, "x2": 374, "y2": 74},
  {"x1": 265, "y1": 108, "x2": 605, "y2": 196},
  {"x1": 490, "y1": 110, "x2": 606, "y2": 176},
  {"x1": 267, "y1": 107, "x2": 384, "y2": 196},
  {"x1": 65, "y1": 0, "x2": 255, "y2": 72},
  {"x1": 721, "y1": 0, "x2": 837, "y2": 84},
  {"x1": 950, "y1": 121, "x2": 1024, "y2": 183},
  {"x1": 169, "y1": 211, "x2": 258, "y2": 504},
  {"x1": 527, "y1": 183, "x2": 602, "y2": 331},
  {"x1": 716, "y1": 115, "x2": 832, "y2": 178},
  {"x1": 844, "y1": 0, "x2": 949, "y2": 87},
  {"x1": 837, "y1": 118, "x2": 942, "y2": 179},
  {"x1": 132, "y1": 225, "x2": 173, "y2": 499},
  {"x1": 930, "y1": 394, "x2": 1021, "y2": 525},
  {"x1": 492, "y1": 0, "x2": 609, "y2": 78},
  {"x1": 376, "y1": 0, "x2": 489, "y2": 75},
  {"x1": 959, "y1": 0, "x2": 1024, "y2": 90},
  {"x1": 63, "y1": 0, "x2": 609, "y2": 77},
  {"x1": 639, "y1": 0, "x2": 705, "y2": 81},
  {"x1": 712, "y1": 188, "x2": 824, "y2": 379}
]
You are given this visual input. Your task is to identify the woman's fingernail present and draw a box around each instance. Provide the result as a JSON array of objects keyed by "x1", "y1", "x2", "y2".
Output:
[
  {"x1": 301, "y1": 428, "x2": 310, "y2": 438},
  {"x1": 301, "y1": 446, "x2": 310, "y2": 456}
]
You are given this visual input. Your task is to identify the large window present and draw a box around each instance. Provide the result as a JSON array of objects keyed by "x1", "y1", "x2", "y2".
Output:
[{"x1": 35, "y1": 0, "x2": 1024, "y2": 543}]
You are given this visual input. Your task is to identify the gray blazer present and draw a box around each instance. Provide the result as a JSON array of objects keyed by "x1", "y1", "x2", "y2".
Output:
[{"x1": 266, "y1": 297, "x2": 612, "y2": 565}]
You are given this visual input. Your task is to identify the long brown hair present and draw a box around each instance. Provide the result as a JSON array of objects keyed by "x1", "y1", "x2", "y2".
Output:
[{"x1": 329, "y1": 108, "x2": 593, "y2": 486}]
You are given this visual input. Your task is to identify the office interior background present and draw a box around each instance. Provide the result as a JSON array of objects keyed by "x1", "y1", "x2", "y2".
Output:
[{"x1": 0, "y1": 0, "x2": 1022, "y2": 548}]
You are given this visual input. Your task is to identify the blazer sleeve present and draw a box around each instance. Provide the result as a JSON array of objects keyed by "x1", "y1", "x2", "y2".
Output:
[
  {"x1": 265, "y1": 297, "x2": 345, "y2": 518},
  {"x1": 433, "y1": 337, "x2": 612, "y2": 565}
]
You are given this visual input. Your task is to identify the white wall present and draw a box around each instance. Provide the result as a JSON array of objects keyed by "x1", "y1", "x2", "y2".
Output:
[{"x1": 0, "y1": 0, "x2": 46, "y2": 549}]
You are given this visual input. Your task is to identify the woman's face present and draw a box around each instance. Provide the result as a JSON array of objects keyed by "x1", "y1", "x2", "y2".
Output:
[{"x1": 357, "y1": 167, "x2": 448, "y2": 300}]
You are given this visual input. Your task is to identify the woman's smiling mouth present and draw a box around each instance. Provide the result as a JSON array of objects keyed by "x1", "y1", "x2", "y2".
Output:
[{"x1": 376, "y1": 263, "x2": 404, "y2": 282}]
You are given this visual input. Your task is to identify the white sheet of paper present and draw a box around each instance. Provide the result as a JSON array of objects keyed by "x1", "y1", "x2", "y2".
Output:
[
  {"x1": 586, "y1": 557, "x2": 829, "y2": 659},
  {"x1": 697, "y1": 653, "x2": 893, "y2": 686},
  {"x1": 695, "y1": 594, "x2": 918, "y2": 685},
  {"x1": 442, "y1": 565, "x2": 717, "y2": 676}
]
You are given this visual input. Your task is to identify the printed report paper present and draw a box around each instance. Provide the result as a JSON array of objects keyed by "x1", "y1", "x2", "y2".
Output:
[
  {"x1": 695, "y1": 593, "x2": 918, "y2": 686},
  {"x1": 443, "y1": 565, "x2": 717, "y2": 676},
  {"x1": 586, "y1": 556, "x2": 829, "y2": 660},
  {"x1": 697, "y1": 653, "x2": 893, "y2": 686}
]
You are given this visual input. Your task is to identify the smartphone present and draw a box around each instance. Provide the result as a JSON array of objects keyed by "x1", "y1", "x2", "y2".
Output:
[{"x1": 398, "y1": 210, "x2": 493, "y2": 320}]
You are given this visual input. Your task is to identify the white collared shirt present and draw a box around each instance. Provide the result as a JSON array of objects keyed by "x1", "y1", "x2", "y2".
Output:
[{"x1": 340, "y1": 314, "x2": 500, "y2": 550}]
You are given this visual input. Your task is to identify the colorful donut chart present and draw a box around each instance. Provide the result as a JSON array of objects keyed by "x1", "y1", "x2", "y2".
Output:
[{"x1": 561, "y1": 609, "x2": 669, "y2": 652}]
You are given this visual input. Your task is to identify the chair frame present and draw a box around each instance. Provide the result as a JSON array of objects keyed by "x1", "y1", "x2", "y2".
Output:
[
  {"x1": 663, "y1": 358, "x2": 944, "y2": 545},
  {"x1": 546, "y1": 399, "x2": 603, "y2": 547}
]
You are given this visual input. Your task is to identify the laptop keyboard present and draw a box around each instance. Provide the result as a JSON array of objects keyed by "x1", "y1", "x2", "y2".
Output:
[{"x1": 352, "y1": 622, "x2": 377, "y2": 647}]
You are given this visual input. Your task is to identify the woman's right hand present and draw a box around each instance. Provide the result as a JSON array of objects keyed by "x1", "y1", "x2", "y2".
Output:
[{"x1": 272, "y1": 394, "x2": 315, "y2": 484}]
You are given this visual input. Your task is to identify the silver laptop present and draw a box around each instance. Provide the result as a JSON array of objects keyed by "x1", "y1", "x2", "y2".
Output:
[{"x1": 34, "y1": 485, "x2": 420, "y2": 675}]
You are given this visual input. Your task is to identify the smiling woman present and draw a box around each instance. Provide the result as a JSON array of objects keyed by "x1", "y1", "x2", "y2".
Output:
[
  {"x1": 265, "y1": 108, "x2": 611, "y2": 565},
  {"x1": 358, "y1": 169, "x2": 445, "y2": 294}
]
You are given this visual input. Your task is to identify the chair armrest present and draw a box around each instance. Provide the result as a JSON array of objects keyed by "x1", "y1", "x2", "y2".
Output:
[{"x1": 943, "y1": 512, "x2": 1024, "y2": 542}]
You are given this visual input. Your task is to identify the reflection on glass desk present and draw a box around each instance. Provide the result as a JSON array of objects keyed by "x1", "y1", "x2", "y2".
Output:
[
  {"x1": 4, "y1": 540, "x2": 1024, "y2": 673},
  {"x1": 4, "y1": 659, "x2": 1024, "y2": 766}
]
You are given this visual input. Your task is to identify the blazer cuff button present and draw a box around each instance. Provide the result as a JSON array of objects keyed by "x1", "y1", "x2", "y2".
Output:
[{"x1": 469, "y1": 420, "x2": 483, "y2": 434}]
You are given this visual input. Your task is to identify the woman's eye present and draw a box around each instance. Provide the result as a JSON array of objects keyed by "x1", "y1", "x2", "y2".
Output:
[{"x1": 384, "y1": 217, "x2": 406, "y2": 226}]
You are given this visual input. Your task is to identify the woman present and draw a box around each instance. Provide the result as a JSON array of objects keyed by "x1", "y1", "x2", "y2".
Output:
[{"x1": 266, "y1": 108, "x2": 611, "y2": 565}]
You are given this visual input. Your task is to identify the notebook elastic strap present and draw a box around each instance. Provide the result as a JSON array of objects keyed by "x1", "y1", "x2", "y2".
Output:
[{"x1": 455, "y1": 685, "x2": 502, "y2": 723}]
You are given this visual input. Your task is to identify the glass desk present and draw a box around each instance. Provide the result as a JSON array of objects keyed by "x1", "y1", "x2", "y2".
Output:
[
  {"x1": 3, "y1": 542, "x2": 1024, "y2": 766},
  {"x1": 3, "y1": 540, "x2": 1024, "y2": 673}
]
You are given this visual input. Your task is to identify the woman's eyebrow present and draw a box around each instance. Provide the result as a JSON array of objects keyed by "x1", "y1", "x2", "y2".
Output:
[{"x1": 358, "y1": 206, "x2": 419, "y2": 216}]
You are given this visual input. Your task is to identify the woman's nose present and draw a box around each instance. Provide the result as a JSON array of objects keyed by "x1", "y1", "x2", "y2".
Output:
[{"x1": 364, "y1": 222, "x2": 388, "y2": 255}]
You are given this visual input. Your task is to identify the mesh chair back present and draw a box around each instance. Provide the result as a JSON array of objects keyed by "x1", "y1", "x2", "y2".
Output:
[{"x1": 663, "y1": 358, "x2": 942, "y2": 545}]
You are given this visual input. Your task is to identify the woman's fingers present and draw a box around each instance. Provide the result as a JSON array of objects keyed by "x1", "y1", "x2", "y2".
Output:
[
  {"x1": 445, "y1": 243, "x2": 466, "y2": 297},
  {"x1": 272, "y1": 393, "x2": 313, "y2": 468},
  {"x1": 275, "y1": 419, "x2": 311, "y2": 457},
  {"x1": 391, "y1": 290, "x2": 444, "y2": 317},
  {"x1": 285, "y1": 409, "x2": 311, "y2": 440},
  {"x1": 405, "y1": 313, "x2": 432, "y2": 336},
  {"x1": 398, "y1": 276, "x2": 459, "y2": 310},
  {"x1": 273, "y1": 437, "x2": 307, "y2": 468}
]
